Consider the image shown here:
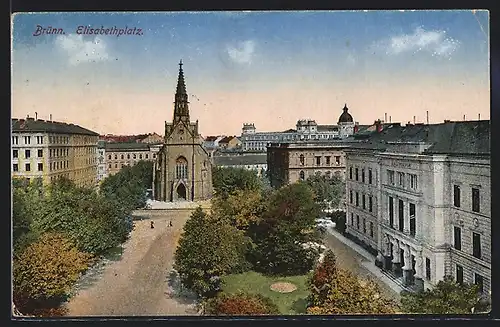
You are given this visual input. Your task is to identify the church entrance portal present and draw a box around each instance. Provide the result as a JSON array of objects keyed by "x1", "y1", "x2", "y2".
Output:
[{"x1": 176, "y1": 183, "x2": 187, "y2": 201}]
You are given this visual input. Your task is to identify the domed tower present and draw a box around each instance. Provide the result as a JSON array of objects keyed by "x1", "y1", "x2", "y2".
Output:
[{"x1": 338, "y1": 103, "x2": 355, "y2": 138}]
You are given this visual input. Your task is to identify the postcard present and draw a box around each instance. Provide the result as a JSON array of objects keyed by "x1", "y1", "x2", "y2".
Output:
[{"x1": 11, "y1": 10, "x2": 490, "y2": 318}]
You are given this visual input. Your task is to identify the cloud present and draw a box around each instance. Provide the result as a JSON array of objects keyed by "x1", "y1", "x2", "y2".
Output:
[
  {"x1": 55, "y1": 34, "x2": 110, "y2": 65},
  {"x1": 375, "y1": 26, "x2": 460, "y2": 58},
  {"x1": 226, "y1": 40, "x2": 256, "y2": 64}
]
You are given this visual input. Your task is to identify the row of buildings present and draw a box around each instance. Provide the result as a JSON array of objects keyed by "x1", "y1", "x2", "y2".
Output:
[{"x1": 266, "y1": 119, "x2": 491, "y2": 296}]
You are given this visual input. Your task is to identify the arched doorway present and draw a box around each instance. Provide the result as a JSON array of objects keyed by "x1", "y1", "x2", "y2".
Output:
[{"x1": 177, "y1": 183, "x2": 187, "y2": 200}]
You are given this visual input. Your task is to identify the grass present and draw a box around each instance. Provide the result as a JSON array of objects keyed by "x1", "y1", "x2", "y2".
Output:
[{"x1": 221, "y1": 271, "x2": 311, "y2": 315}]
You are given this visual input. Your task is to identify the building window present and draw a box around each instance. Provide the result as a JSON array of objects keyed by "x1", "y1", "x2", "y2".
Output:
[
  {"x1": 355, "y1": 192, "x2": 359, "y2": 206},
  {"x1": 368, "y1": 169, "x2": 373, "y2": 184},
  {"x1": 114, "y1": 154, "x2": 118, "y2": 160},
  {"x1": 410, "y1": 174, "x2": 418, "y2": 190},
  {"x1": 38, "y1": 163, "x2": 43, "y2": 171},
  {"x1": 370, "y1": 222, "x2": 374, "y2": 238},
  {"x1": 335, "y1": 156, "x2": 340, "y2": 165},
  {"x1": 12, "y1": 136, "x2": 19, "y2": 144},
  {"x1": 349, "y1": 190, "x2": 353, "y2": 204},
  {"x1": 456, "y1": 264, "x2": 464, "y2": 284},
  {"x1": 369, "y1": 196, "x2": 373, "y2": 212},
  {"x1": 389, "y1": 196, "x2": 394, "y2": 228},
  {"x1": 25, "y1": 163, "x2": 31, "y2": 172},
  {"x1": 133, "y1": 154, "x2": 137, "y2": 159},
  {"x1": 473, "y1": 232, "x2": 481, "y2": 259},
  {"x1": 146, "y1": 154, "x2": 149, "y2": 159},
  {"x1": 454, "y1": 226, "x2": 462, "y2": 250},
  {"x1": 398, "y1": 199, "x2": 404, "y2": 232},
  {"x1": 315, "y1": 156, "x2": 321, "y2": 166},
  {"x1": 25, "y1": 149, "x2": 31, "y2": 158},
  {"x1": 350, "y1": 213, "x2": 354, "y2": 226},
  {"x1": 472, "y1": 188, "x2": 480, "y2": 213},
  {"x1": 299, "y1": 154, "x2": 305, "y2": 165},
  {"x1": 115, "y1": 164, "x2": 118, "y2": 168},
  {"x1": 474, "y1": 274, "x2": 484, "y2": 293},
  {"x1": 425, "y1": 257, "x2": 431, "y2": 280},
  {"x1": 398, "y1": 172, "x2": 405, "y2": 187},
  {"x1": 108, "y1": 155, "x2": 111, "y2": 160},
  {"x1": 176, "y1": 156, "x2": 188, "y2": 179},
  {"x1": 349, "y1": 167, "x2": 353, "y2": 179},
  {"x1": 139, "y1": 154, "x2": 143, "y2": 159},
  {"x1": 409, "y1": 203, "x2": 416, "y2": 237},
  {"x1": 355, "y1": 168, "x2": 359, "y2": 181},
  {"x1": 38, "y1": 149, "x2": 43, "y2": 157},
  {"x1": 361, "y1": 169, "x2": 365, "y2": 183},
  {"x1": 13, "y1": 163, "x2": 18, "y2": 172},
  {"x1": 388, "y1": 170, "x2": 394, "y2": 185},
  {"x1": 121, "y1": 164, "x2": 124, "y2": 168},
  {"x1": 325, "y1": 156, "x2": 331, "y2": 165},
  {"x1": 356, "y1": 215, "x2": 360, "y2": 229},
  {"x1": 24, "y1": 136, "x2": 31, "y2": 144},
  {"x1": 299, "y1": 170, "x2": 305, "y2": 180},
  {"x1": 13, "y1": 149, "x2": 18, "y2": 158},
  {"x1": 362, "y1": 194, "x2": 366, "y2": 209},
  {"x1": 36, "y1": 136, "x2": 43, "y2": 144},
  {"x1": 453, "y1": 185, "x2": 461, "y2": 207},
  {"x1": 363, "y1": 218, "x2": 366, "y2": 233},
  {"x1": 121, "y1": 154, "x2": 124, "y2": 159}
]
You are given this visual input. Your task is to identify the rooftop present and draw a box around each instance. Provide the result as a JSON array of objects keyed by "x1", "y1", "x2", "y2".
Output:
[
  {"x1": 104, "y1": 142, "x2": 151, "y2": 151},
  {"x1": 213, "y1": 153, "x2": 267, "y2": 166},
  {"x1": 12, "y1": 118, "x2": 99, "y2": 136}
]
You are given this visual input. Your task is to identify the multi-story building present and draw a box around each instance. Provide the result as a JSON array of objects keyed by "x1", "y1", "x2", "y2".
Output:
[
  {"x1": 11, "y1": 117, "x2": 99, "y2": 187},
  {"x1": 345, "y1": 120, "x2": 491, "y2": 295},
  {"x1": 240, "y1": 104, "x2": 360, "y2": 152},
  {"x1": 213, "y1": 152, "x2": 267, "y2": 177},
  {"x1": 218, "y1": 136, "x2": 242, "y2": 150},
  {"x1": 267, "y1": 141, "x2": 350, "y2": 189},
  {"x1": 105, "y1": 142, "x2": 160, "y2": 176}
]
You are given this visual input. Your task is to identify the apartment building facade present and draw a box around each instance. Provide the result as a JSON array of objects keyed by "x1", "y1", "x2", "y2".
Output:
[
  {"x1": 267, "y1": 141, "x2": 349, "y2": 189},
  {"x1": 345, "y1": 121, "x2": 490, "y2": 295},
  {"x1": 104, "y1": 142, "x2": 161, "y2": 176}
]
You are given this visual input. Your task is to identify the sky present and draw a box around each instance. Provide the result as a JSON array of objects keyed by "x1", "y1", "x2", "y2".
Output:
[{"x1": 12, "y1": 10, "x2": 490, "y2": 136}]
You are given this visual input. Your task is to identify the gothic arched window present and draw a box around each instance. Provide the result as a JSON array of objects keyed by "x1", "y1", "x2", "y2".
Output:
[
  {"x1": 299, "y1": 154, "x2": 305, "y2": 165},
  {"x1": 176, "y1": 156, "x2": 188, "y2": 179},
  {"x1": 299, "y1": 170, "x2": 305, "y2": 180}
]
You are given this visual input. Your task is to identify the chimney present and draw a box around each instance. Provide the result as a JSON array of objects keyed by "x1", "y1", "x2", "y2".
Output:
[
  {"x1": 384, "y1": 113, "x2": 387, "y2": 123},
  {"x1": 49, "y1": 114, "x2": 52, "y2": 121},
  {"x1": 413, "y1": 116, "x2": 416, "y2": 124},
  {"x1": 35, "y1": 112, "x2": 38, "y2": 120},
  {"x1": 426, "y1": 111, "x2": 429, "y2": 124},
  {"x1": 389, "y1": 116, "x2": 392, "y2": 123},
  {"x1": 478, "y1": 113, "x2": 481, "y2": 120},
  {"x1": 463, "y1": 115, "x2": 466, "y2": 121},
  {"x1": 26, "y1": 114, "x2": 30, "y2": 119}
]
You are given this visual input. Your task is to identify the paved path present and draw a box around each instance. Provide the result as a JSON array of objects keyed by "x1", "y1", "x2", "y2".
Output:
[
  {"x1": 64, "y1": 207, "x2": 201, "y2": 316},
  {"x1": 322, "y1": 228, "x2": 402, "y2": 303}
]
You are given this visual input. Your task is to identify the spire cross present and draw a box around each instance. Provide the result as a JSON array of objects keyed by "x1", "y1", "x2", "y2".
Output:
[{"x1": 179, "y1": 59, "x2": 183, "y2": 68}]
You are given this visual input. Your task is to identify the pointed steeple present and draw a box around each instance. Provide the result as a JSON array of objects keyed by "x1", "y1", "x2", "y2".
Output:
[{"x1": 173, "y1": 60, "x2": 189, "y2": 123}]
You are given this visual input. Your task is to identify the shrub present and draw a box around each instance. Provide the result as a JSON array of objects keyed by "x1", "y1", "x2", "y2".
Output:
[{"x1": 204, "y1": 292, "x2": 279, "y2": 315}]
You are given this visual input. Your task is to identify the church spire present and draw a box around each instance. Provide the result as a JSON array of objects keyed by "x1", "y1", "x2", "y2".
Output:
[{"x1": 173, "y1": 59, "x2": 189, "y2": 123}]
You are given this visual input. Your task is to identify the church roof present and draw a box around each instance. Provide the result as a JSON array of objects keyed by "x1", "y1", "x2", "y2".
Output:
[{"x1": 338, "y1": 104, "x2": 354, "y2": 124}]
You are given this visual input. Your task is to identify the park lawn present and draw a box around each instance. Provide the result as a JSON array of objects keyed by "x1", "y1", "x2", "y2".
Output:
[{"x1": 221, "y1": 271, "x2": 311, "y2": 315}]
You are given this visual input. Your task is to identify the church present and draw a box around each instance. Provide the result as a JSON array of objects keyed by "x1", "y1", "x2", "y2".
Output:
[{"x1": 152, "y1": 61, "x2": 213, "y2": 202}]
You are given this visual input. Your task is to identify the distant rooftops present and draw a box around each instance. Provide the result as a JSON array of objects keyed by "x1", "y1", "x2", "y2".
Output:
[
  {"x1": 12, "y1": 118, "x2": 99, "y2": 136},
  {"x1": 104, "y1": 142, "x2": 151, "y2": 151}
]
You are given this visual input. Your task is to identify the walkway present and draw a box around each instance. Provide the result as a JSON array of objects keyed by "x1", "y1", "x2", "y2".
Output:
[
  {"x1": 63, "y1": 205, "x2": 205, "y2": 316},
  {"x1": 323, "y1": 227, "x2": 403, "y2": 302}
]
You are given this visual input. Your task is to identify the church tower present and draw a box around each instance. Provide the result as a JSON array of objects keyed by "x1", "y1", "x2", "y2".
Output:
[
  {"x1": 173, "y1": 60, "x2": 190, "y2": 124},
  {"x1": 152, "y1": 60, "x2": 213, "y2": 203}
]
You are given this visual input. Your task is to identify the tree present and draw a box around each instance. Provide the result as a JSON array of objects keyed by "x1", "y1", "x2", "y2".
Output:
[
  {"x1": 211, "y1": 188, "x2": 267, "y2": 231},
  {"x1": 305, "y1": 174, "x2": 345, "y2": 210},
  {"x1": 249, "y1": 182, "x2": 321, "y2": 276},
  {"x1": 307, "y1": 250, "x2": 398, "y2": 314},
  {"x1": 212, "y1": 167, "x2": 263, "y2": 199},
  {"x1": 400, "y1": 276, "x2": 489, "y2": 314},
  {"x1": 13, "y1": 232, "x2": 92, "y2": 312},
  {"x1": 174, "y1": 207, "x2": 252, "y2": 298},
  {"x1": 204, "y1": 292, "x2": 280, "y2": 315}
]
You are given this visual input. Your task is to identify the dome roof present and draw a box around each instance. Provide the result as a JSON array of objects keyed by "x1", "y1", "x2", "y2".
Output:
[{"x1": 338, "y1": 104, "x2": 353, "y2": 124}]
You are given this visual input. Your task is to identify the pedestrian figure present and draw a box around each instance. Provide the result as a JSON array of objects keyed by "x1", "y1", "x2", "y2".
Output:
[
  {"x1": 169, "y1": 220, "x2": 173, "y2": 227},
  {"x1": 151, "y1": 221, "x2": 154, "y2": 229}
]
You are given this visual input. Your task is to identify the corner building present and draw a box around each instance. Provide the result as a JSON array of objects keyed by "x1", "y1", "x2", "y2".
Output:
[
  {"x1": 153, "y1": 61, "x2": 213, "y2": 202},
  {"x1": 345, "y1": 121, "x2": 490, "y2": 295}
]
